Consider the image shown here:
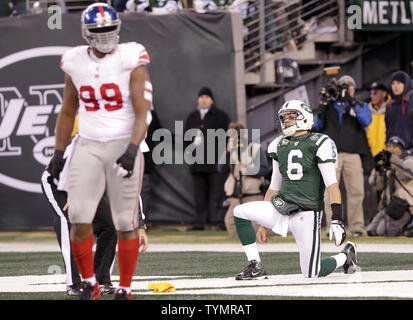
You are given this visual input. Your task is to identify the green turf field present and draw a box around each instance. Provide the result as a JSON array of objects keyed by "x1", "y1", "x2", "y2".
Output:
[
  {"x1": 1, "y1": 251, "x2": 413, "y2": 300},
  {"x1": 1, "y1": 229, "x2": 413, "y2": 300}
]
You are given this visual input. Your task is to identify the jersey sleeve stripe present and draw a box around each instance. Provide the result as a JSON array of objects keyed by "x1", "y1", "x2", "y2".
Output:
[
  {"x1": 315, "y1": 135, "x2": 328, "y2": 146},
  {"x1": 139, "y1": 54, "x2": 150, "y2": 61},
  {"x1": 316, "y1": 158, "x2": 336, "y2": 163}
]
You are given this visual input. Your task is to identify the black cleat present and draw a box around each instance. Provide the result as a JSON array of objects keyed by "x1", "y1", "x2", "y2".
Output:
[
  {"x1": 79, "y1": 281, "x2": 101, "y2": 300},
  {"x1": 235, "y1": 260, "x2": 268, "y2": 280},
  {"x1": 114, "y1": 288, "x2": 132, "y2": 300},
  {"x1": 66, "y1": 284, "x2": 82, "y2": 297},
  {"x1": 341, "y1": 241, "x2": 359, "y2": 274},
  {"x1": 99, "y1": 283, "x2": 116, "y2": 295}
]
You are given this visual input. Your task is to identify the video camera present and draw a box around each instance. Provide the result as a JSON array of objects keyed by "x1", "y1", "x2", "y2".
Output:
[
  {"x1": 374, "y1": 150, "x2": 392, "y2": 174},
  {"x1": 319, "y1": 66, "x2": 350, "y2": 105},
  {"x1": 320, "y1": 79, "x2": 349, "y2": 104}
]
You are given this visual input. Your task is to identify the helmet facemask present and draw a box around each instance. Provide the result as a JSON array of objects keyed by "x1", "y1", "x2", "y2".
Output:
[
  {"x1": 277, "y1": 100, "x2": 314, "y2": 137},
  {"x1": 279, "y1": 111, "x2": 300, "y2": 137},
  {"x1": 81, "y1": 7, "x2": 121, "y2": 54}
]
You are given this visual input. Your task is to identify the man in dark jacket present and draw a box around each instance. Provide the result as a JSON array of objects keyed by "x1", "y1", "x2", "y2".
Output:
[
  {"x1": 184, "y1": 87, "x2": 231, "y2": 230},
  {"x1": 141, "y1": 109, "x2": 162, "y2": 226},
  {"x1": 385, "y1": 71, "x2": 413, "y2": 150},
  {"x1": 314, "y1": 75, "x2": 372, "y2": 236}
]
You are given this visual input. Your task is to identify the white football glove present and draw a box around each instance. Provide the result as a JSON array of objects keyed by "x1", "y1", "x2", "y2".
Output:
[
  {"x1": 113, "y1": 163, "x2": 129, "y2": 178},
  {"x1": 329, "y1": 220, "x2": 346, "y2": 246}
]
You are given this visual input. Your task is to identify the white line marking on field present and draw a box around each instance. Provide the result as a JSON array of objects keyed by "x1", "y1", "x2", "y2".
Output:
[
  {"x1": 2, "y1": 243, "x2": 413, "y2": 253},
  {"x1": 2, "y1": 270, "x2": 413, "y2": 298}
]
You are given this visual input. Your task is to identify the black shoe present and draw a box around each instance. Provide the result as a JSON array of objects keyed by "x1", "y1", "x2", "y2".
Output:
[
  {"x1": 114, "y1": 288, "x2": 132, "y2": 300},
  {"x1": 79, "y1": 281, "x2": 101, "y2": 300},
  {"x1": 235, "y1": 260, "x2": 268, "y2": 280},
  {"x1": 66, "y1": 284, "x2": 82, "y2": 297},
  {"x1": 99, "y1": 283, "x2": 116, "y2": 295},
  {"x1": 187, "y1": 225, "x2": 205, "y2": 231},
  {"x1": 341, "y1": 241, "x2": 359, "y2": 274}
]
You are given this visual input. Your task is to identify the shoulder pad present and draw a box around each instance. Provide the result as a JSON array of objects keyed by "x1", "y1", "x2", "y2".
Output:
[
  {"x1": 308, "y1": 133, "x2": 329, "y2": 146},
  {"x1": 119, "y1": 42, "x2": 150, "y2": 70},
  {"x1": 267, "y1": 135, "x2": 284, "y2": 154},
  {"x1": 60, "y1": 46, "x2": 87, "y2": 76}
]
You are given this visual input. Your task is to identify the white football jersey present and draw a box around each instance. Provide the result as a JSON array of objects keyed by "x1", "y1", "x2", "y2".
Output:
[{"x1": 60, "y1": 42, "x2": 150, "y2": 142}]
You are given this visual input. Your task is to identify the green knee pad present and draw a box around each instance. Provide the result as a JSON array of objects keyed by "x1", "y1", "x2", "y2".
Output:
[{"x1": 234, "y1": 216, "x2": 256, "y2": 245}]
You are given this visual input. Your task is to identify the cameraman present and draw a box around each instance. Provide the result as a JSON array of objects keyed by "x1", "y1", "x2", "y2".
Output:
[
  {"x1": 314, "y1": 75, "x2": 372, "y2": 236},
  {"x1": 366, "y1": 137, "x2": 413, "y2": 236},
  {"x1": 217, "y1": 122, "x2": 269, "y2": 237}
]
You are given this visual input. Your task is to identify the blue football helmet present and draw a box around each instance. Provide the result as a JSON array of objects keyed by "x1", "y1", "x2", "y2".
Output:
[{"x1": 81, "y1": 3, "x2": 121, "y2": 54}]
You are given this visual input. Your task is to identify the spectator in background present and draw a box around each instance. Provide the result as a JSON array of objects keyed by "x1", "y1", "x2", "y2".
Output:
[
  {"x1": 366, "y1": 82, "x2": 391, "y2": 157},
  {"x1": 9, "y1": 0, "x2": 25, "y2": 15},
  {"x1": 193, "y1": 0, "x2": 218, "y2": 13},
  {"x1": 315, "y1": 75, "x2": 372, "y2": 236},
  {"x1": 126, "y1": 0, "x2": 184, "y2": 13},
  {"x1": 217, "y1": 122, "x2": 269, "y2": 237},
  {"x1": 184, "y1": 87, "x2": 230, "y2": 230},
  {"x1": 385, "y1": 71, "x2": 413, "y2": 150},
  {"x1": 141, "y1": 108, "x2": 162, "y2": 227},
  {"x1": 366, "y1": 136, "x2": 413, "y2": 236},
  {"x1": 0, "y1": 0, "x2": 12, "y2": 16},
  {"x1": 114, "y1": 0, "x2": 129, "y2": 12}
]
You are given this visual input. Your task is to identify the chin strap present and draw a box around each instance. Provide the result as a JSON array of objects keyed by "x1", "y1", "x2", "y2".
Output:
[{"x1": 282, "y1": 125, "x2": 297, "y2": 137}]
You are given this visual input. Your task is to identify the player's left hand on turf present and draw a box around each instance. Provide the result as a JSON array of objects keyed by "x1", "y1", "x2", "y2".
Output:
[
  {"x1": 329, "y1": 220, "x2": 346, "y2": 246},
  {"x1": 114, "y1": 143, "x2": 138, "y2": 178},
  {"x1": 138, "y1": 228, "x2": 148, "y2": 253}
]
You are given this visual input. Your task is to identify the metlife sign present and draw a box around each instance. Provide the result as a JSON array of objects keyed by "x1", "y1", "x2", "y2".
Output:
[{"x1": 350, "y1": 0, "x2": 413, "y2": 30}]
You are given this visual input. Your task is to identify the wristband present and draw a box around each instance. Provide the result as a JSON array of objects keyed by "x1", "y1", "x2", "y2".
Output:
[
  {"x1": 331, "y1": 203, "x2": 343, "y2": 221},
  {"x1": 54, "y1": 149, "x2": 65, "y2": 158},
  {"x1": 126, "y1": 143, "x2": 139, "y2": 157}
]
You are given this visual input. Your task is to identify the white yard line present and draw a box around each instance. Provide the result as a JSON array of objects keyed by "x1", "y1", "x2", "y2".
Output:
[
  {"x1": 1, "y1": 242, "x2": 413, "y2": 253},
  {"x1": 1, "y1": 271, "x2": 413, "y2": 298}
]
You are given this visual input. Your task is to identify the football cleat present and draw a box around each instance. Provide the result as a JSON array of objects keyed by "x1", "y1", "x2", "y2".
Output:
[
  {"x1": 66, "y1": 284, "x2": 82, "y2": 297},
  {"x1": 114, "y1": 288, "x2": 132, "y2": 300},
  {"x1": 235, "y1": 260, "x2": 268, "y2": 280},
  {"x1": 341, "y1": 241, "x2": 359, "y2": 274},
  {"x1": 79, "y1": 281, "x2": 101, "y2": 300},
  {"x1": 99, "y1": 283, "x2": 116, "y2": 295}
]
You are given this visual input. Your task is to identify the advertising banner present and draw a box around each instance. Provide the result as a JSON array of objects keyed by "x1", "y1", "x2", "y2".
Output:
[
  {"x1": 350, "y1": 0, "x2": 413, "y2": 30},
  {"x1": 0, "y1": 11, "x2": 238, "y2": 229}
]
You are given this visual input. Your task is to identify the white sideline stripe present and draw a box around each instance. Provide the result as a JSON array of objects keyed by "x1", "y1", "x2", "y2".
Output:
[
  {"x1": 2, "y1": 271, "x2": 413, "y2": 298},
  {"x1": 2, "y1": 243, "x2": 413, "y2": 253}
]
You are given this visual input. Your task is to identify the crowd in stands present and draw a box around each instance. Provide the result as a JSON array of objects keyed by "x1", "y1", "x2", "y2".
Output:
[
  {"x1": 314, "y1": 71, "x2": 413, "y2": 237},
  {"x1": 0, "y1": 0, "x2": 252, "y2": 16}
]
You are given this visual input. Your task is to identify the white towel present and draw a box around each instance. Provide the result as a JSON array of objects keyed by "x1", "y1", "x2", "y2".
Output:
[
  {"x1": 271, "y1": 211, "x2": 290, "y2": 237},
  {"x1": 57, "y1": 135, "x2": 79, "y2": 192}
]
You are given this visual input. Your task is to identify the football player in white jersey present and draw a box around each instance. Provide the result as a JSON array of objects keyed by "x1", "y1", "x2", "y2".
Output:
[
  {"x1": 48, "y1": 3, "x2": 151, "y2": 300},
  {"x1": 233, "y1": 100, "x2": 359, "y2": 280}
]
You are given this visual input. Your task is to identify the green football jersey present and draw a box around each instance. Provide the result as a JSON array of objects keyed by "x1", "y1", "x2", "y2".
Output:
[{"x1": 268, "y1": 132, "x2": 337, "y2": 211}]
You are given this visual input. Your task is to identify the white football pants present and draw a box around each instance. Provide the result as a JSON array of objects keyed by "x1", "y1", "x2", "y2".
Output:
[{"x1": 234, "y1": 201, "x2": 323, "y2": 278}]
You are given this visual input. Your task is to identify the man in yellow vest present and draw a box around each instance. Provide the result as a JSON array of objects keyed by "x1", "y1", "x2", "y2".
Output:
[{"x1": 366, "y1": 82, "x2": 391, "y2": 157}]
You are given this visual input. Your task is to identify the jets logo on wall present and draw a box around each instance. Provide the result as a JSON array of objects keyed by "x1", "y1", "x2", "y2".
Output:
[{"x1": 0, "y1": 46, "x2": 70, "y2": 193}]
